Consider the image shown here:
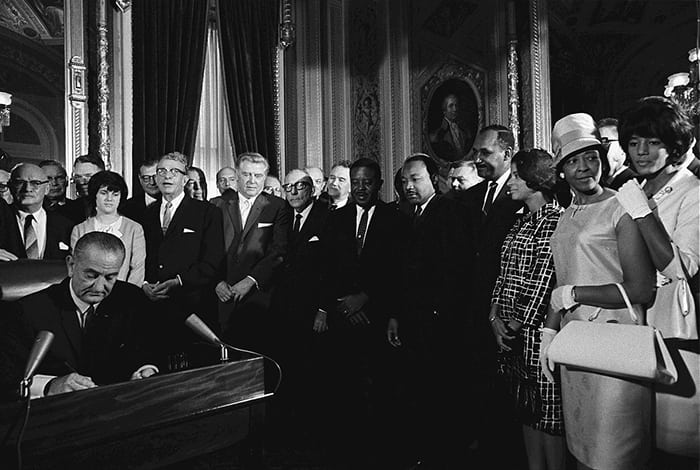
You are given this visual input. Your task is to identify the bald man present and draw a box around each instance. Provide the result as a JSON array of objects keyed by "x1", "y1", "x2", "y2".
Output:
[
  {"x1": 216, "y1": 167, "x2": 237, "y2": 195},
  {"x1": 0, "y1": 163, "x2": 72, "y2": 261}
]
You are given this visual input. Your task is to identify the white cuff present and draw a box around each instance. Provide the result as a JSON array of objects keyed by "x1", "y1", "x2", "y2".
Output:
[{"x1": 31, "y1": 374, "x2": 56, "y2": 399}]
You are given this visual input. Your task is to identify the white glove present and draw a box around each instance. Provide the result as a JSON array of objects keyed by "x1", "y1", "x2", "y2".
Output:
[
  {"x1": 550, "y1": 285, "x2": 577, "y2": 313},
  {"x1": 539, "y1": 327, "x2": 558, "y2": 383},
  {"x1": 617, "y1": 179, "x2": 651, "y2": 219}
]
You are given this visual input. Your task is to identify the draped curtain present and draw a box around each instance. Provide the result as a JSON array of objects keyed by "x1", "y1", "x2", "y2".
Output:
[
  {"x1": 218, "y1": 0, "x2": 279, "y2": 176},
  {"x1": 192, "y1": 24, "x2": 235, "y2": 196},
  {"x1": 132, "y1": 0, "x2": 208, "y2": 191}
]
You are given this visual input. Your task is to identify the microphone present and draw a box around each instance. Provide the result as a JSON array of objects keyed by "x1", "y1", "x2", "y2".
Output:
[
  {"x1": 184, "y1": 314, "x2": 229, "y2": 362},
  {"x1": 20, "y1": 331, "x2": 54, "y2": 399}
]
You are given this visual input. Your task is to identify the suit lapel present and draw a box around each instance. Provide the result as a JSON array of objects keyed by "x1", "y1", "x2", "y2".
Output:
[
  {"x1": 10, "y1": 206, "x2": 27, "y2": 258},
  {"x1": 224, "y1": 193, "x2": 242, "y2": 250},
  {"x1": 56, "y1": 281, "x2": 82, "y2": 362},
  {"x1": 164, "y1": 196, "x2": 190, "y2": 237},
  {"x1": 241, "y1": 194, "x2": 269, "y2": 240}
]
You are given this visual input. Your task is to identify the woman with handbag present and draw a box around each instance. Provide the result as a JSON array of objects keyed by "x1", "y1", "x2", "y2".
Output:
[
  {"x1": 540, "y1": 113, "x2": 655, "y2": 470},
  {"x1": 489, "y1": 149, "x2": 565, "y2": 470},
  {"x1": 617, "y1": 96, "x2": 699, "y2": 465}
]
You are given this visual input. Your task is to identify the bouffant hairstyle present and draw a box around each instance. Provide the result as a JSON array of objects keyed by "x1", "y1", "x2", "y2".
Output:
[
  {"x1": 511, "y1": 149, "x2": 557, "y2": 199},
  {"x1": 619, "y1": 96, "x2": 694, "y2": 166},
  {"x1": 87, "y1": 170, "x2": 128, "y2": 216}
]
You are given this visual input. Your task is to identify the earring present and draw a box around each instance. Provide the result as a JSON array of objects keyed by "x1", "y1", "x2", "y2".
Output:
[{"x1": 559, "y1": 172, "x2": 565, "y2": 179}]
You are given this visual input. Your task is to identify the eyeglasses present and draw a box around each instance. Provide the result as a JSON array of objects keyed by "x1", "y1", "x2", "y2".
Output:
[
  {"x1": 156, "y1": 168, "x2": 187, "y2": 177},
  {"x1": 282, "y1": 181, "x2": 311, "y2": 193},
  {"x1": 47, "y1": 175, "x2": 67, "y2": 183},
  {"x1": 600, "y1": 137, "x2": 618, "y2": 146},
  {"x1": 10, "y1": 179, "x2": 49, "y2": 189},
  {"x1": 139, "y1": 174, "x2": 156, "y2": 182},
  {"x1": 72, "y1": 173, "x2": 95, "y2": 182}
]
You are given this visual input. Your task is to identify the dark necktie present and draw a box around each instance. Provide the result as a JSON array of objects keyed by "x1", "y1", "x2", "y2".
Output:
[
  {"x1": 413, "y1": 205, "x2": 423, "y2": 228},
  {"x1": 356, "y1": 208, "x2": 369, "y2": 256},
  {"x1": 330, "y1": 203, "x2": 338, "y2": 211},
  {"x1": 293, "y1": 213, "x2": 302, "y2": 233},
  {"x1": 24, "y1": 214, "x2": 39, "y2": 259},
  {"x1": 482, "y1": 181, "x2": 498, "y2": 215}
]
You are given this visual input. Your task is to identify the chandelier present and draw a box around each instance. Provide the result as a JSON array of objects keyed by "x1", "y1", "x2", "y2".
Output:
[
  {"x1": 0, "y1": 92, "x2": 11, "y2": 132},
  {"x1": 664, "y1": 48, "x2": 700, "y2": 120},
  {"x1": 664, "y1": 0, "x2": 700, "y2": 120}
]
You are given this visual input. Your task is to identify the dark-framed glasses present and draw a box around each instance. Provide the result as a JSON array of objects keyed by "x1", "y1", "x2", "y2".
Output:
[
  {"x1": 47, "y1": 175, "x2": 67, "y2": 183},
  {"x1": 282, "y1": 181, "x2": 311, "y2": 192},
  {"x1": 10, "y1": 179, "x2": 48, "y2": 189},
  {"x1": 600, "y1": 137, "x2": 618, "y2": 146},
  {"x1": 156, "y1": 167, "x2": 187, "y2": 177},
  {"x1": 139, "y1": 174, "x2": 156, "y2": 183}
]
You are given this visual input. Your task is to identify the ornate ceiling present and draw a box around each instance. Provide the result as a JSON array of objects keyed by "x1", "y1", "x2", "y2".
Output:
[{"x1": 0, "y1": 0, "x2": 63, "y2": 44}]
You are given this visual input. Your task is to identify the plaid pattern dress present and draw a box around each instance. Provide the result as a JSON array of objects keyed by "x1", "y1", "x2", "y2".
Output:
[{"x1": 491, "y1": 202, "x2": 564, "y2": 435}]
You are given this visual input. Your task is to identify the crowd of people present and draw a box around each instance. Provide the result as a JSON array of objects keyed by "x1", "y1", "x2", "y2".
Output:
[{"x1": 0, "y1": 94, "x2": 698, "y2": 470}]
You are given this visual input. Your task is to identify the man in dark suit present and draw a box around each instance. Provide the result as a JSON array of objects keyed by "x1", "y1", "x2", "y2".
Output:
[
  {"x1": 598, "y1": 118, "x2": 635, "y2": 190},
  {"x1": 0, "y1": 232, "x2": 158, "y2": 400},
  {"x1": 460, "y1": 125, "x2": 527, "y2": 467},
  {"x1": 387, "y1": 153, "x2": 474, "y2": 467},
  {"x1": 266, "y1": 168, "x2": 329, "y2": 445},
  {"x1": 39, "y1": 160, "x2": 72, "y2": 211},
  {"x1": 57, "y1": 155, "x2": 105, "y2": 225},
  {"x1": 318, "y1": 158, "x2": 409, "y2": 466},
  {"x1": 122, "y1": 158, "x2": 161, "y2": 225},
  {"x1": 142, "y1": 152, "x2": 224, "y2": 355},
  {"x1": 0, "y1": 163, "x2": 72, "y2": 262},
  {"x1": 210, "y1": 152, "x2": 289, "y2": 354}
]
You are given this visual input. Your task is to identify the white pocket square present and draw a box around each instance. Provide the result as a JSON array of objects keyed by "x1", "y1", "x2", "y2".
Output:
[
  {"x1": 59, "y1": 241, "x2": 70, "y2": 250},
  {"x1": 183, "y1": 228, "x2": 195, "y2": 233},
  {"x1": 308, "y1": 236, "x2": 320, "y2": 242},
  {"x1": 257, "y1": 222, "x2": 273, "y2": 228}
]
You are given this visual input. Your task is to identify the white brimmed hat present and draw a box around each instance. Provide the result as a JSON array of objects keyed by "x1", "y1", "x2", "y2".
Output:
[{"x1": 551, "y1": 113, "x2": 602, "y2": 167}]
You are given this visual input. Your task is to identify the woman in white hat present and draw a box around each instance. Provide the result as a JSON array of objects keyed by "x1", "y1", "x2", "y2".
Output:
[
  {"x1": 617, "y1": 96, "x2": 698, "y2": 464},
  {"x1": 539, "y1": 113, "x2": 655, "y2": 470}
]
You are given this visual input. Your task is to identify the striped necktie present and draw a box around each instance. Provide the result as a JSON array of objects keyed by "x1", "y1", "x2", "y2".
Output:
[
  {"x1": 162, "y1": 201, "x2": 173, "y2": 235},
  {"x1": 24, "y1": 214, "x2": 39, "y2": 259}
]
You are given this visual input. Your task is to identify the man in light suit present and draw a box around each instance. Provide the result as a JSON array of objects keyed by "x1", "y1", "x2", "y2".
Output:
[
  {"x1": 0, "y1": 232, "x2": 158, "y2": 401},
  {"x1": 142, "y1": 152, "x2": 224, "y2": 355},
  {"x1": 210, "y1": 152, "x2": 289, "y2": 354},
  {"x1": 0, "y1": 163, "x2": 72, "y2": 262}
]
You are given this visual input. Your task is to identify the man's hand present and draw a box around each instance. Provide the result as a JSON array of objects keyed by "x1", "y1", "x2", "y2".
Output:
[
  {"x1": 490, "y1": 316, "x2": 514, "y2": 351},
  {"x1": 151, "y1": 278, "x2": 179, "y2": 298},
  {"x1": 230, "y1": 277, "x2": 255, "y2": 303},
  {"x1": 130, "y1": 366, "x2": 158, "y2": 380},
  {"x1": 46, "y1": 373, "x2": 96, "y2": 396},
  {"x1": 336, "y1": 292, "x2": 368, "y2": 318},
  {"x1": 313, "y1": 309, "x2": 328, "y2": 333},
  {"x1": 347, "y1": 310, "x2": 370, "y2": 326},
  {"x1": 0, "y1": 249, "x2": 18, "y2": 261},
  {"x1": 215, "y1": 281, "x2": 234, "y2": 303},
  {"x1": 142, "y1": 282, "x2": 164, "y2": 301},
  {"x1": 387, "y1": 318, "x2": 401, "y2": 347}
]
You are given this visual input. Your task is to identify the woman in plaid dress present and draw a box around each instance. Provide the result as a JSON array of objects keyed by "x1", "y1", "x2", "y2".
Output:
[{"x1": 489, "y1": 149, "x2": 565, "y2": 470}]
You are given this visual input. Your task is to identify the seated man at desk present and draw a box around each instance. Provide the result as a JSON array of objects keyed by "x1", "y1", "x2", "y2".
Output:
[{"x1": 0, "y1": 232, "x2": 159, "y2": 400}]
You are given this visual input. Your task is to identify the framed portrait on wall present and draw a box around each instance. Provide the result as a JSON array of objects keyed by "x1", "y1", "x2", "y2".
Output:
[{"x1": 421, "y1": 59, "x2": 486, "y2": 191}]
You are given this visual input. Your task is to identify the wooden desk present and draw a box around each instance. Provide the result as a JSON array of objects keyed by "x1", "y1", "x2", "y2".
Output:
[{"x1": 0, "y1": 353, "x2": 270, "y2": 469}]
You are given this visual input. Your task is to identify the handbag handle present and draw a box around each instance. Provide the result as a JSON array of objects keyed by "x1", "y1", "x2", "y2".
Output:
[{"x1": 614, "y1": 282, "x2": 639, "y2": 324}]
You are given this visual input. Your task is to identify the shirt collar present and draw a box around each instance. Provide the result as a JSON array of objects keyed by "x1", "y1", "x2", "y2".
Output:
[
  {"x1": 162, "y1": 191, "x2": 185, "y2": 212},
  {"x1": 145, "y1": 193, "x2": 158, "y2": 206},
  {"x1": 69, "y1": 279, "x2": 100, "y2": 314},
  {"x1": 16, "y1": 206, "x2": 47, "y2": 225},
  {"x1": 419, "y1": 192, "x2": 437, "y2": 213},
  {"x1": 239, "y1": 193, "x2": 260, "y2": 207}
]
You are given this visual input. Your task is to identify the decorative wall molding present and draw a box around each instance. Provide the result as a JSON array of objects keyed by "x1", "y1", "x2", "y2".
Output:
[
  {"x1": 64, "y1": 0, "x2": 88, "y2": 168},
  {"x1": 506, "y1": 1, "x2": 520, "y2": 150},
  {"x1": 528, "y1": 0, "x2": 551, "y2": 150},
  {"x1": 379, "y1": 0, "x2": 411, "y2": 201},
  {"x1": 300, "y1": 0, "x2": 323, "y2": 168},
  {"x1": 111, "y1": 1, "x2": 133, "y2": 185},
  {"x1": 274, "y1": 46, "x2": 284, "y2": 177},
  {"x1": 97, "y1": 0, "x2": 111, "y2": 169},
  {"x1": 489, "y1": 0, "x2": 507, "y2": 129}
]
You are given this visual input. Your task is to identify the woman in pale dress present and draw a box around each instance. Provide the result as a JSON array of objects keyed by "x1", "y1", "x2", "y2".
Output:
[
  {"x1": 617, "y1": 96, "x2": 699, "y2": 467},
  {"x1": 539, "y1": 113, "x2": 655, "y2": 470},
  {"x1": 70, "y1": 171, "x2": 145, "y2": 286}
]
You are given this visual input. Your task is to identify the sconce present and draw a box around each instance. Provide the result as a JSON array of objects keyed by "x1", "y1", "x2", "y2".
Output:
[
  {"x1": 664, "y1": 49, "x2": 699, "y2": 120},
  {"x1": 279, "y1": 0, "x2": 295, "y2": 49},
  {"x1": 0, "y1": 92, "x2": 11, "y2": 132}
]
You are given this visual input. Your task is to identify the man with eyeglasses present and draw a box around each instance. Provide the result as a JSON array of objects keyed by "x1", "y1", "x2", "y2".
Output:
[
  {"x1": 268, "y1": 169, "x2": 330, "y2": 440},
  {"x1": 123, "y1": 158, "x2": 161, "y2": 225},
  {"x1": 597, "y1": 117, "x2": 635, "y2": 190},
  {"x1": 56, "y1": 155, "x2": 105, "y2": 225},
  {"x1": 0, "y1": 163, "x2": 72, "y2": 261},
  {"x1": 39, "y1": 160, "x2": 71, "y2": 210},
  {"x1": 142, "y1": 152, "x2": 224, "y2": 354},
  {"x1": 210, "y1": 152, "x2": 289, "y2": 353},
  {"x1": 0, "y1": 169, "x2": 11, "y2": 204}
]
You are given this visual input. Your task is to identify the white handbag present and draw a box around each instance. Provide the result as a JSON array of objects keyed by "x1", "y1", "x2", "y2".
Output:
[{"x1": 548, "y1": 283, "x2": 678, "y2": 385}]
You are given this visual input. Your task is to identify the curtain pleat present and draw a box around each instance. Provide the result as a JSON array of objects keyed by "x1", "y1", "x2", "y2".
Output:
[
  {"x1": 132, "y1": 0, "x2": 208, "y2": 192},
  {"x1": 218, "y1": 0, "x2": 279, "y2": 176}
]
